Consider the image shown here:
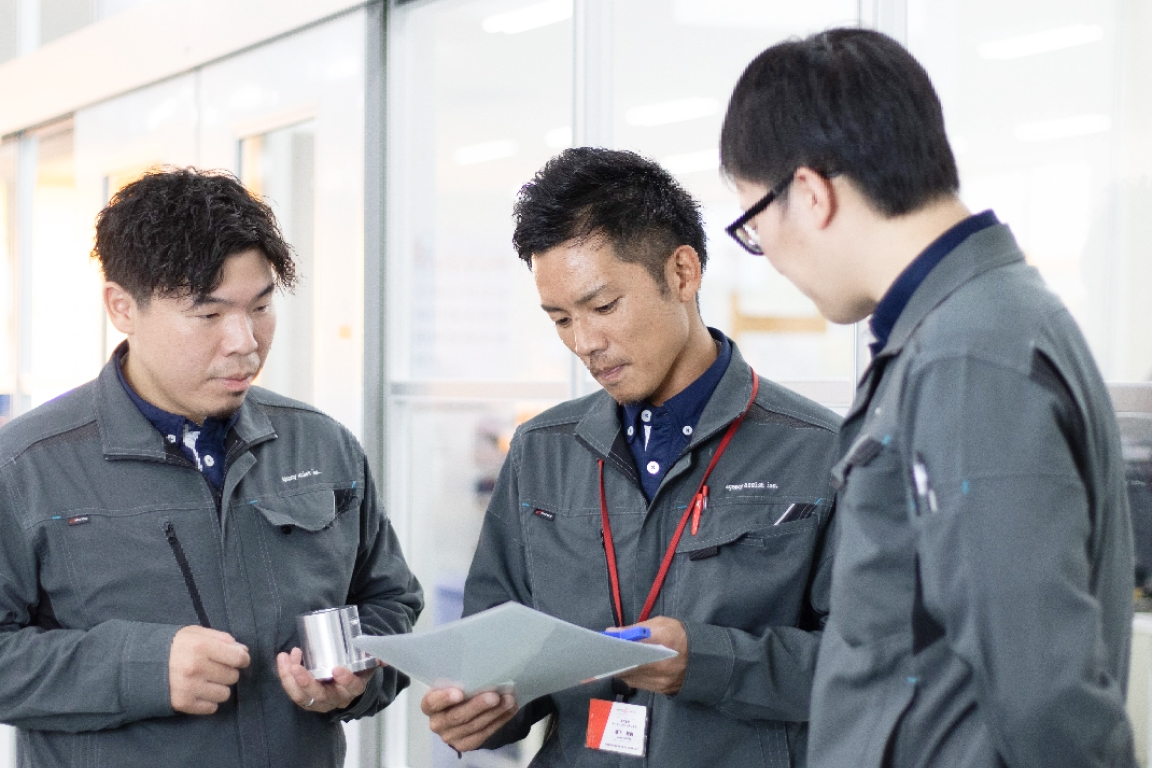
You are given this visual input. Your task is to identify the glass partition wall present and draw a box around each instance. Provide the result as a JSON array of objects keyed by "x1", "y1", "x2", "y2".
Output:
[
  {"x1": 3, "y1": 10, "x2": 369, "y2": 431},
  {"x1": 907, "y1": 0, "x2": 1152, "y2": 383},
  {"x1": 610, "y1": 0, "x2": 858, "y2": 395},
  {"x1": 385, "y1": 3, "x2": 575, "y2": 764},
  {"x1": 0, "y1": 139, "x2": 15, "y2": 429}
]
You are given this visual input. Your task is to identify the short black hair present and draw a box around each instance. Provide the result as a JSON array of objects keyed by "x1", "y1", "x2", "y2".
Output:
[
  {"x1": 720, "y1": 28, "x2": 959, "y2": 217},
  {"x1": 93, "y1": 167, "x2": 296, "y2": 302},
  {"x1": 512, "y1": 148, "x2": 707, "y2": 287}
]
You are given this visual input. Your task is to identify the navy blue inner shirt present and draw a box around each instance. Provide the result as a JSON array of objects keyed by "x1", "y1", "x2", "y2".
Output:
[
  {"x1": 869, "y1": 210, "x2": 999, "y2": 357},
  {"x1": 621, "y1": 328, "x2": 733, "y2": 502},
  {"x1": 115, "y1": 347, "x2": 236, "y2": 490}
]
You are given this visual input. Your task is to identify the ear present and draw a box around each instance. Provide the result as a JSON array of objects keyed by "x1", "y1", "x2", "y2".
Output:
[
  {"x1": 103, "y1": 282, "x2": 139, "y2": 335},
  {"x1": 790, "y1": 166, "x2": 838, "y2": 230},
  {"x1": 665, "y1": 245, "x2": 703, "y2": 303}
]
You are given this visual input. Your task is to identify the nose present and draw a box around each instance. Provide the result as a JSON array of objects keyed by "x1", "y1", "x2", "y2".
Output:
[
  {"x1": 571, "y1": 317, "x2": 607, "y2": 358},
  {"x1": 221, "y1": 312, "x2": 259, "y2": 356}
]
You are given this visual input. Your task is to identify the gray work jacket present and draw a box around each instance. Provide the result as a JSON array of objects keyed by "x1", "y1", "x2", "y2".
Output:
[
  {"x1": 464, "y1": 344, "x2": 840, "y2": 767},
  {"x1": 808, "y1": 223, "x2": 1136, "y2": 767},
  {"x1": 0, "y1": 354, "x2": 424, "y2": 768}
]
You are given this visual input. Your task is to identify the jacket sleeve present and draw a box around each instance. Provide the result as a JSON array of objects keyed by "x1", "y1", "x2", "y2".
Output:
[
  {"x1": 675, "y1": 503, "x2": 837, "y2": 722},
  {"x1": 333, "y1": 455, "x2": 425, "y2": 722},
  {"x1": 0, "y1": 476, "x2": 179, "y2": 731},
  {"x1": 461, "y1": 436, "x2": 557, "y2": 748},
  {"x1": 909, "y1": 355, "x2": 1134, "y2": 766}
]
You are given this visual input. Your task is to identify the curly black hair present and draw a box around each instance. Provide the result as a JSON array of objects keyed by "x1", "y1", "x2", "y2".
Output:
[
  {"x1": 512, "y1": 148, "x2": 707, "y2": 289},
  {"x1": 92, "y1": 167, "x2": 297, "y2": 302}
]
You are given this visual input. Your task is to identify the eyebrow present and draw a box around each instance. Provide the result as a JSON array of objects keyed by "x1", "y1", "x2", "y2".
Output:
[
  {"x1": 191, "y1": 281, "x2": 276, "y2": 309},
  {"x1": 540, "y1": 282, "x2": 609, "y2": 314}
]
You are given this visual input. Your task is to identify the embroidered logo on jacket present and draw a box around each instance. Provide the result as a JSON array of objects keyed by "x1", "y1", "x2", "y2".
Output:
[
  {"x1": 723, "y1": 482, "x2": 779, "y2": 492},
  {"x1": 282, "y1": 469, "x2": 322, "y2": 483}
]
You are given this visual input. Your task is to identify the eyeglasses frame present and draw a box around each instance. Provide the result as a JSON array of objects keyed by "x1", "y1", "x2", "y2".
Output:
[{"x1": 726, "y1": 169, "x2": 839, "y2": 255}]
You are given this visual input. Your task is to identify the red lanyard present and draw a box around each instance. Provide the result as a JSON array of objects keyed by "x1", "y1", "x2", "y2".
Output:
[{"x1": 598, "y1": 370, "x2": 759, "y2": 627}]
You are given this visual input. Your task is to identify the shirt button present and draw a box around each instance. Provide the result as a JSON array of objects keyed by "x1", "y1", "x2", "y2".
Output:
[
  {"x1": 627, "y1": 426, "x2": 635, "y2": 437},
  {"x1": 646, "y1": 461, "x2": 660, "y2": 475},
  {"x1": 167, "y1": 435, "x2": 177, "y2": 443},
  {"x1": 641, "y1": 410, "x2": 652, "y2": 423},
  {"x1": 204, "y1": 455, "x2": 215, "y2": 467},
  {"x1": 682, "y1": 426, "x2": 693, "y2": 436}
]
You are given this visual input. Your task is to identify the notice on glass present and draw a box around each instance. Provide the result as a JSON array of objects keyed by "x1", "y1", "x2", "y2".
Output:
[{"x1": 352, "y1": 602, "x2": 676, "y2": 706}]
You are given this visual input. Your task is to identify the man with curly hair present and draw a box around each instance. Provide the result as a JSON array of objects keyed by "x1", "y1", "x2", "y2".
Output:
[{"x1": 0, "y1": 168, "x2": 423, "y2": 768}]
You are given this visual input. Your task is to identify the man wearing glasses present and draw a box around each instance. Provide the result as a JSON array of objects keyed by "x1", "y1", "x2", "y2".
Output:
[
  {"x1": 721, "y1": 28, "x2": 1136, "y2": 767},
  {"x1": 422, "y1": 147, "x2": 840, "y2": 766}
]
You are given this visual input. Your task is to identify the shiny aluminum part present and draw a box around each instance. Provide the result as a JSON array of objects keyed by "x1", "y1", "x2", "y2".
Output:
[{"x1": 296, "y1": 605, "x2": 378, "y2": 681}]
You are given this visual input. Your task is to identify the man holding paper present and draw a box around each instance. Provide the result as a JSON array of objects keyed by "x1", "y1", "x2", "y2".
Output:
[{"x1": 422, "y1": 148, "x2": 839, "y2": 766}]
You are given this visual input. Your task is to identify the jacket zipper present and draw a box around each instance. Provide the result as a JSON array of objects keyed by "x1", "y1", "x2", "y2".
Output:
[{"x1": 164, "y1": 521, "x2": 213, "y2": 628}]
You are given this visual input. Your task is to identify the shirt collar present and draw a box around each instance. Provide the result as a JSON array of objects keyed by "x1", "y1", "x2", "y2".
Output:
[
  {"x1": 621, "y1": 328, "x2": 732, "y2": 439},
  {"x1": 869, "y1": 210, "x2": 999, "y2": 357}
]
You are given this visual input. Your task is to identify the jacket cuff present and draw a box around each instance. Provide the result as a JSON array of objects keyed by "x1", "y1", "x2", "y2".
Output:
[
  {"x1": 676, "y1": 621, "x2": 734, "y2": 707},
  {"x1": 119, "y1": 622, "x2": 181, "y2": 721}
]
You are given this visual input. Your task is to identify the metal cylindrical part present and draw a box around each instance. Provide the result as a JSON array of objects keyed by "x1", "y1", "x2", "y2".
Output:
[{"x1": 296, "y1": 605, "x2": 377, "y2": 680}]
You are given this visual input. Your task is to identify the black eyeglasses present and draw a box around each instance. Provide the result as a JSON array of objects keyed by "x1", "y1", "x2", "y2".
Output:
[
  {"x1": 726, "y1": 170, "x2": 842, "y2": 255},
  {"x1": 725, "y1": 172, "x2": 796, "y2": 255}
]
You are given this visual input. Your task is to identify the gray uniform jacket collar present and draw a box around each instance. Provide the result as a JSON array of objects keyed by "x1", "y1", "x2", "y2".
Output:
[
  {"x1": 573, "y1": 342, "x2": 756, "y2": 462},
  {"x1": 95, "y1": 351, "x2": 276, "y2": 461},
  {"x1": 849, "y1": 224, "x2": 1023, "y2": 423},
  {"x1": 880, "y1": 223, "x2": 1021, "y2": 359}
]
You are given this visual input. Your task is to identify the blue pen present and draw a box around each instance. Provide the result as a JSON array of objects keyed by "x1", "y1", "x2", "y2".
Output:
[{"x1": 602, "y1": 627, "x2": 651, "y2": 642}]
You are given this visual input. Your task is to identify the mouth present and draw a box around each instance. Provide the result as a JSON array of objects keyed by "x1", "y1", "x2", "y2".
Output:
[
  {"x1": 589, "y1": 362, "x2": 627, "y2": 385},
  {"x1": 215, "y1": 373, "x2": 256, "y2": 394}
]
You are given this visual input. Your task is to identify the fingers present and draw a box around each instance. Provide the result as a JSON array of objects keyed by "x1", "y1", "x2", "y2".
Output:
[
  {"x1": 613, "y1": 617, "x2": 688, "y2": 696},
  {"x1": 421, "y1": 687, "x2": 465, "y2": 716},
  {"x1": 203, "y1": 640, "x2": 251, "y2": 669},
  {"x1": 169, "y1": 626, "x2": 251, "y2": 715},
  {"x1": 176, "y1": 626, "x2": 251, "y2": 670},
  {"x1": 431, "y1": 690, "x2": 501, "y2": 727},
  {"x1": 635, "y1": 617, "x2": 688, "y2": 653},
  {"x1": 425, "y1": 691, "x2": 518, "y2": 753},
  {"x1": 277, "y1": 648, "x2": 376, "y2": 714},
  {"x1": 327, "y1": 665, "x2": 371, "y2": 702},
  {"x1": 276, "y1": 650, "x2": 308, "y2": 704}
]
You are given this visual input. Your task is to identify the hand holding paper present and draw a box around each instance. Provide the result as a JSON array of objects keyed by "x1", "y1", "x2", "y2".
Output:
[
  {"x1": 611, "y1": 616, "x2": 689, "y2": 696},
  {"x1": 421, "y1": 687, "x2": 518, "y2": 753}
]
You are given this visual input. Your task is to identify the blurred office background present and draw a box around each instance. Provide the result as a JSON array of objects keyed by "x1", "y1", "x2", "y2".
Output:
[{"x1": 1, "y1": 0, "x2": 1151, "y2": 766}]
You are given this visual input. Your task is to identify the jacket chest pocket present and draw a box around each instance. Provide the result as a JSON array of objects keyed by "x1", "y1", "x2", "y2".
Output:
[
  {"x1": 670, "y1": 511, "x2": 820, "y2": 630},
  {"x1": 834, "y1": 354, "x2": 914, "y2": 525},
  {"x1": 830, "y1": 425, "x2": 920, "y2": 642},
  {"x1": 248, "y1": 486, "x2": 362, "y2": 622},
  {"x1": 523, "y1": 504, "x2": 633, "y2": 628},
  {"x1": 47, "y1": 508, "x2": 221, "y2": 629}
]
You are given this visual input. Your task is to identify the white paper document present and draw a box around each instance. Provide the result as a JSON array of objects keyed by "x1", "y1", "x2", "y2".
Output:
[{"x1": 352, "y1": 602, "x2": 676, "y2": 706}]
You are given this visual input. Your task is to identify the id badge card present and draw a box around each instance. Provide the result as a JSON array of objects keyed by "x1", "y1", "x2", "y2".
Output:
[{"x1": 586, "y1": 699, "x2": 648, "y2": 757}]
